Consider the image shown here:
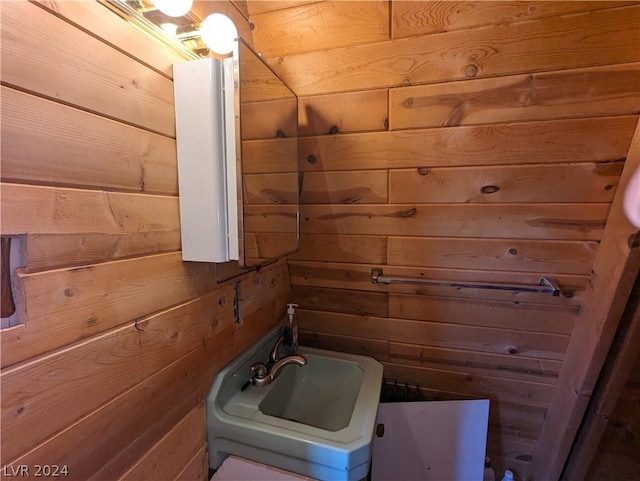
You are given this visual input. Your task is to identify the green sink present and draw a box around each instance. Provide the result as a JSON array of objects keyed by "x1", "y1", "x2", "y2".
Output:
[{"x1": 207, "y1": 326, "x2": 383, "y2": 481}]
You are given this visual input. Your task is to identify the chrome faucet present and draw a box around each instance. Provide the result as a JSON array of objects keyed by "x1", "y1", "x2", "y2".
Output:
[{"x1": 251, "y1": 336, "x2": 307, "y2": 386}]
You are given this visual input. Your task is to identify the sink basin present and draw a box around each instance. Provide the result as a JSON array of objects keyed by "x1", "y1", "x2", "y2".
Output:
[
  {"x1": 206, "y1": 326, "x2": 383, "y2": 481},
  {"x1": 260, "y1": 354, "x2": 364, "y2": 432}
]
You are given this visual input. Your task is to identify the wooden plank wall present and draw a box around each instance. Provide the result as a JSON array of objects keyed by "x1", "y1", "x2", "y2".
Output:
[
  {"x1": 247, "y1": 1, "x2": 640, "y2": 478},
  {"x1": 0, "y1": 1, "x2": 292, "y2": 479},
  {"x1": 562, "y1": 273, "x2": 640, "y2": 480},
  {"x1": 585, "y1": 346, "x2": 640, "y2": 480}
]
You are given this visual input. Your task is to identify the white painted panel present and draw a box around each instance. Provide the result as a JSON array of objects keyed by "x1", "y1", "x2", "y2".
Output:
[{"x1": 372, "y1": 400, "x2": 489, "y2": 481}]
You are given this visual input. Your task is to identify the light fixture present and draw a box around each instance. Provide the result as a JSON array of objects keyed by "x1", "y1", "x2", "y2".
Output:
[
  {"x1": 151, "y1": 0, "x2": 193, "y2": 18},
  {"x1": 199, "y1": 13, "x2": 238, "y2": 55}
]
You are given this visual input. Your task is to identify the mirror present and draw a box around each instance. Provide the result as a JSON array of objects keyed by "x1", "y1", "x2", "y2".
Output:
[
  {"x1": 101, "y1": 2, "x2": 300, "y2": 274},
  {"x1": 234, "y1": 39, "x2": 299, "y2": 268}
]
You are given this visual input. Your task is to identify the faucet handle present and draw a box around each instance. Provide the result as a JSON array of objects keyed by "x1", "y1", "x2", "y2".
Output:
[{"x1": 250, "y1": 362, "x2": 268, "y2": 379}]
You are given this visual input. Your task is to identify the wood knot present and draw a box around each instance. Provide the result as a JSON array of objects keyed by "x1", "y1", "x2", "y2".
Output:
[
  {"x1": 401, "y1": 78, "x2": 411, "y2": 87},
  {"x1": 135, "y1": 318, "x2": 148, "y2": 332},
  {"x1": 249, "y1": 22, "x2": 255, "y2": 31},
  {"x1": 276, "y1": 129, "x2": 286, "y2": 138},
  {"x1": 604, "y1": 184, "x2": 613, "y2": 191},
  {"x1": 417, "y1": 167, "x2": 429, "y2": 176},
  {"x1": 481, "y1": 185, "x2": 499, "y2": 194},
  {"x1": 86, "y1": 317, "x2": 98, "y2": 327},
  {"x1": 218, "y1": 296, "x2": 226, "y2": 306},
  {"x1": 328, "y1": 125, "x2": 339, "y2": 135},
  {"x1": 63, "y1": 288, "x2": 74, "y2": 298},
  {"x1": 403, "y1": 97, "x2": 414, "y2": 108},
  {"x1": 465, "y1": 64, "x2": 479, "y2": 77},
  {"x1": 398, "y1": 207, "x2": 417, "y2": 218},
  {"x1": 508, "y1": 248, "x2": 518, "y2": 255},
  {"x1": 307, "y1": 154, "x2": 317, "y2": 164},
  {"x1": 508, "y1": 347, "x2": 518, "y2": 355},
  {"x1": 628, "y1": 232, "x2": 640, "y2": 249}
]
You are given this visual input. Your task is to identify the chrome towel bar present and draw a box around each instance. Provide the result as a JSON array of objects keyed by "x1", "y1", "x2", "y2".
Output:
[{"x1": 371, "y1": 268, "x2": 561, "y2": 297}]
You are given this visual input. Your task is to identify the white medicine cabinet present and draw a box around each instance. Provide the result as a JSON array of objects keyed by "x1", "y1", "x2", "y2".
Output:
[{"x1": 174, "y1": 39, "x2": 299, "y2": 269}]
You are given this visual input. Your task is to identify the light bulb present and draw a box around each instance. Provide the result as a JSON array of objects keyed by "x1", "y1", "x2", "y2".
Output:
[
  {"x1": 152, "y1": 0, "x2": 193, "y2": 17},
  {"x1": 160, "y1": 23, "x2": 178, "y2": 36},
  {"x1": 199, "y1": 13, "x2": 238, "y2": 55}
]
